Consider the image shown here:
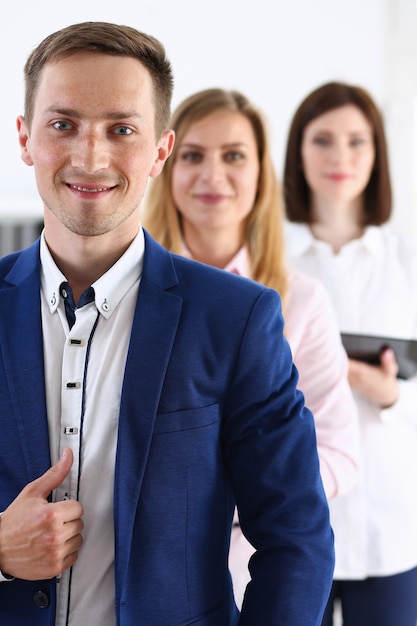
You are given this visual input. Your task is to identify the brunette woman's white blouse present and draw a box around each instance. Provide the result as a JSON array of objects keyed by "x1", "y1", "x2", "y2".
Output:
[{"x1": 285, "y1": 222, "x2": 417, "y2": 581}]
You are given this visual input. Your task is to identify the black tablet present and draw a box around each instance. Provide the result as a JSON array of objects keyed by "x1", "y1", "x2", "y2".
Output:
[{"x1": 341, "y1": 332, "x2": 417, "y2": 380}]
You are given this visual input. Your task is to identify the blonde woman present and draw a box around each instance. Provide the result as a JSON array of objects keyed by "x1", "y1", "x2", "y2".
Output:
[{"x1": 143, "y1": 87, "x2": 359, "y2": 609}]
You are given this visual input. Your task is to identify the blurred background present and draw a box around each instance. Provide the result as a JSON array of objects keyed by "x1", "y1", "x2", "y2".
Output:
[{"x1": 1, "y1": 0, "x2": 416, "y2": 252}]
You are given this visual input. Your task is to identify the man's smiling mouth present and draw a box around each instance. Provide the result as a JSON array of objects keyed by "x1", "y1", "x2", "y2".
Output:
[{"x1": 69, "y1": 184, "x2": 113, "y2": 193}]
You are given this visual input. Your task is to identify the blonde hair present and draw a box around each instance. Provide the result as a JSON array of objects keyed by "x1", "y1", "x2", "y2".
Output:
[{"x1": 143, "y1": 88, "x2": 288, "y2": 301}]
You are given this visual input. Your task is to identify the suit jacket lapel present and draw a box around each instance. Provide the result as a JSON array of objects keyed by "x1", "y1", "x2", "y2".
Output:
[
  {"x1": 0, "y1": 242, "x2": 51, "y2": 480},
  {"x1": 114, "y1": 232, "x2": 183, "y2": 591},
  {"x1": 0, "y1": 234, "x2": 185, "y2": 592}
]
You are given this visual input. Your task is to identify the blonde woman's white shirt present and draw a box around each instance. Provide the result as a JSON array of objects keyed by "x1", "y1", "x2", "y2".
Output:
[{"x1": 285, "y1": 221, "x2": 417, "y2": 579}]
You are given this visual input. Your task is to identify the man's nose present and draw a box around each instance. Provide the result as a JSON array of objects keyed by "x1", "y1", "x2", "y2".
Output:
[{"x1": 70, "y1": 133, "x2": 110, "y2": 173}]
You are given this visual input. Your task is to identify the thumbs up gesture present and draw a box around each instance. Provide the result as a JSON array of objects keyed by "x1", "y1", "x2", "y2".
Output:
[{"x1": 0, "y1": 448, "x2": 84, "y2": 581}]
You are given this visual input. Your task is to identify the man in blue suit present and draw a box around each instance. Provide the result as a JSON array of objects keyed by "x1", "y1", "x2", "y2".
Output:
[{"x1": 0, "y1": 21, "x2": 334, "y2": 625}]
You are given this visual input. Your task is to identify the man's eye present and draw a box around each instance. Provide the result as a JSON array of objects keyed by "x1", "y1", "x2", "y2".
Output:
[
  {"x1": 114, "y1": 127, "x2": 132, "y2": 135},
  {"x1": 53, "y1": 121, "x2": 73, "y2": 131}
]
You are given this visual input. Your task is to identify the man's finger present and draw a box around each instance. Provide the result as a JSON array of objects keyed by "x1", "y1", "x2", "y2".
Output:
[{"x1": 26, "y1": 448, "x2": 73, "y2": 499}]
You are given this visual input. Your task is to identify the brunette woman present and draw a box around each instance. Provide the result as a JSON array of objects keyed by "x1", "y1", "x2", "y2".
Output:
[{"x1": 284, "y1": 81, "x2": 417, "y2": 626}]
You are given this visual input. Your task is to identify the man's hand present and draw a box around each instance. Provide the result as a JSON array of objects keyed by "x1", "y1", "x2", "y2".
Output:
[
  {"x1": 348, "y1": 348, "x2": 400, "y2": 408},
  {"x1": 0, "y1": 448, "x2": 83, "y2": 580}
]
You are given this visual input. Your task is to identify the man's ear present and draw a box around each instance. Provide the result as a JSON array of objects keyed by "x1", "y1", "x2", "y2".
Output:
[
  {"x1": 16, "y1": 115, "x2": 34, "y2": 166},
  {"x1": 149, "y1": 129, "x2": 175, "y2": 178}
]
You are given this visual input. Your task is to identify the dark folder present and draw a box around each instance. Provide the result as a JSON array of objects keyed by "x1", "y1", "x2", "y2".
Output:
[{"x1": 341, "y1": 332, "x2": 417, "y2": 380}]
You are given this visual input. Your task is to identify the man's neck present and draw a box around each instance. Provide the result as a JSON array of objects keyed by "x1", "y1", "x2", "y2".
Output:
[{"x1": 44, "y1": 226, "x2": 139, "y2": 302}]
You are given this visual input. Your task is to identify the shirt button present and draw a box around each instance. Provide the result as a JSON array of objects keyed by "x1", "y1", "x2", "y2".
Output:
[{"x1": 33, "y1": 590, "x2": 50, "y2": 609}]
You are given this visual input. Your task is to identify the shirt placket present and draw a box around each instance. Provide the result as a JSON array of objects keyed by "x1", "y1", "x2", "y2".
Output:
[{"x1": 55, "y1": 303, "x2": 100, "y2": 626}]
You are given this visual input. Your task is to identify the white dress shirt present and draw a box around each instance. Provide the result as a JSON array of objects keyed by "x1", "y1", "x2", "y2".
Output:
[
  {"x1": 40, "y1": 228, "x2": 144, "y2": 625},
  {"x1": 285, "y1": 222, "x2": 417, "y2": 578}
]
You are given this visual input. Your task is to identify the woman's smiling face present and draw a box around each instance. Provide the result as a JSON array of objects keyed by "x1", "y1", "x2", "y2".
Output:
[
  {"x1": 301, "y1": 104, "x2": 375, "y2": 209},
  {"x1": 172, "y1": 110, "x2": 260, "y2": 242}
]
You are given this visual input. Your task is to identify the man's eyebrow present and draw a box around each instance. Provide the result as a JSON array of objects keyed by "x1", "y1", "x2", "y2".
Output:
[
  {"x1": 43, "y1": 106, "x2": 141, "y2": 120},
  {"x1": 179, "y1": 141, "x2": 248, "y2": 149}
]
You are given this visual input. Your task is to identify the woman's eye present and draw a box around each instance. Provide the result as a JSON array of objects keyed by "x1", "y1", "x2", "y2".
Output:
[
  {"x1": 180, "y1": 152, "x2": 202, "y2": 162},
  {"x1": 312, "y1": 137, "x2": 329, "y2": 146},
  {"x1": 351, "y1": 138, "x2": 366, "y2": 147},
  {"x1": 225, "y1": 151, "x2": 244, "y2": 162}
]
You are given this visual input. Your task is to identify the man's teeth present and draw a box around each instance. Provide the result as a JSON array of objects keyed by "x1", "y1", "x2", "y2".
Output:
[{"x1": 71, "y1": 185, "x2": 108, "y2": 192}]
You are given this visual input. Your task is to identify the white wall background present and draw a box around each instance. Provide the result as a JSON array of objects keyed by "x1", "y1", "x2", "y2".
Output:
[{"x1": 1, "y1": 0, "x2": 417, "y2": 239}]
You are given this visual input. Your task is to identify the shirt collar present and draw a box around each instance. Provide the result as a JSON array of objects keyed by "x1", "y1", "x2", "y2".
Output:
[
  {"x1": 284, "y1": 222, "x2": 315, "y2": 257},
  {"x1": 358, "y1": 226, "x2": 385, "y2": 255},
  {"x1": 223, "y1": 247, "x2": 252, "y2": 277},
  {"x1": 284, "y1": 221, "x2": 384, "y2": 258},
  {"x1": 181, "y1": 241, "x2": 252, "y2": 279},
  {"x1": 41, "y1": 227, "x2": 145, "y2": 319}
]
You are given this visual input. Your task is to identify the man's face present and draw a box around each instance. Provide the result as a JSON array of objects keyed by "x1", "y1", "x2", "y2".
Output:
[{"x1": 17, "y1": 51, "x2": 174, "y2": 239}]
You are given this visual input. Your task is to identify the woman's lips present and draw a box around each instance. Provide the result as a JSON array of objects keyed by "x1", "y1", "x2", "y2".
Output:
[
  {"x1": 193, "y1": 193, "x2": 229, "y2": 204},
  {"x1": 326, "y1": 173, "x2": 351, "y2": 181}
]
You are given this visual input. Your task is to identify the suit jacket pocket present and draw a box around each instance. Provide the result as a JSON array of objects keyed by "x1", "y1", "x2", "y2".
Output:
[{"x1": 152, "y1": 403, "x2": 220, "y2": 435}]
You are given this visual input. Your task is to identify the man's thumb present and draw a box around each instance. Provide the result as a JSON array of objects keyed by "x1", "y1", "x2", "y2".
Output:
[{"x1": 30, "y1": 448, "x2": 73, "y2": 499}]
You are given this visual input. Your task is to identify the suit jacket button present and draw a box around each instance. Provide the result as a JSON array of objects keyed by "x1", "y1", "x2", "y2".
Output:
[{"x1": 33, "y1": 590, "x2": 50, "y2": 609}]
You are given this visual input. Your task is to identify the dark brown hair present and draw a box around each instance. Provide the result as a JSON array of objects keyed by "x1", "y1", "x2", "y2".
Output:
[
  {"x1": 283, "y1": 81, "x2": 392, "y2": 225},
  {"x1": 23, "y1": 21, "x2": 174, "y2": 138}
]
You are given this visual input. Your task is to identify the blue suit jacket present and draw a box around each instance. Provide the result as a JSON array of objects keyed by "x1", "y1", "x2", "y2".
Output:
[{"x1": 0, "y1": 231, "x2": 334, "y2": 625}]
